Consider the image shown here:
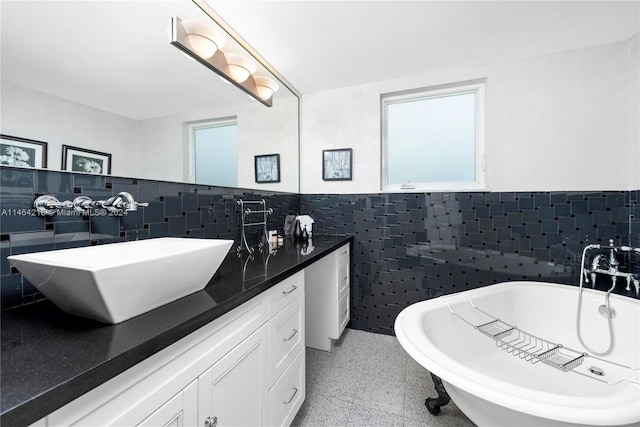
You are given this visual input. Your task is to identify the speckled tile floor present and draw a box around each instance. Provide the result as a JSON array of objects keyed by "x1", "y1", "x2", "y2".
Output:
[{"x1": 292, "y1": 328, "x2": 476, "y2": 427}]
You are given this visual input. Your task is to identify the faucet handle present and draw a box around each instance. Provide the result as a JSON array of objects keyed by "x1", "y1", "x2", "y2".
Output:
[
  {"x1": 72, "y1": 196, "x2": 93, "y2": 214},
  {"x1": 114, "y1": 192, "x2": 148, "y2": 212},
  {"x1": 34, "y1": 195, "x2": 72, "y2": 216}
]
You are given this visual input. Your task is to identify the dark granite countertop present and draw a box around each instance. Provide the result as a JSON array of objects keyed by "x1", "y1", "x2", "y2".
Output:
[{"x1": 1, "y1": 236, "x2": 352, "y2": 426}]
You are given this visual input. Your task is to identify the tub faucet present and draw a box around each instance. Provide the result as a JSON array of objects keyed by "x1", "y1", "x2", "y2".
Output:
[
  {"x1": 586, "y1": 239, "x2": 640, "y2": 295},
  {"x1": 607, "y1": 239, "x2": 619, "y2": 269}
]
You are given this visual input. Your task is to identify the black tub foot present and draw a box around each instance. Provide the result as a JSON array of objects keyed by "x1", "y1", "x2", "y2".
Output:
[{"x1": 425, "y1": 373, "x2": 450, "y2": 416}]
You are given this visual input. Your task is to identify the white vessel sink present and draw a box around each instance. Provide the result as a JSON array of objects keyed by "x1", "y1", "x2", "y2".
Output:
[{"x1": 8, "y1": 237, "x2": 233, "y2": 324}]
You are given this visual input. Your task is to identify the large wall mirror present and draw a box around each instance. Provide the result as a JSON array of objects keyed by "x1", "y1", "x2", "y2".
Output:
[{"x1": 0, "y1": 0, "x2": 300, "y2": 193}]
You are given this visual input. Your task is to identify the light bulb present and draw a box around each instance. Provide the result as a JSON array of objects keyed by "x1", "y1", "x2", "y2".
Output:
[
  {"x1": 225, "y1": 53, "x2": 256, "y2": 83},
  {"x1": 187, "y1": 34, "x2": 217, "y2": 58},
  {"x1": 253, "y1": 75, "x2": 279, "y2": 100},
  {"x1": 181, "y1": 19, "x2": 225, "y2": 59}
]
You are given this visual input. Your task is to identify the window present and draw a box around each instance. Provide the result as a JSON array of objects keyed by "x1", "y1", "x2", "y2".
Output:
[
  {"x1": 188, "y1": 118, "x2": 238, "y2": 187},
  {"x1": 381, "y1": 81, "x2": 485, "y2": 191}
]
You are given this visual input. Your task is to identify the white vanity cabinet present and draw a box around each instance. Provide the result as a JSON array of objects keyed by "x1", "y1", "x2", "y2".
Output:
[
  {"x1": 198, "y1": 325, "x2": 268, "y2": 427},
  {"x1": 39, "y1": 271, "x2": 305, "y2": 427},
  {"x1": 304, "y1": 243, "x2": 350, "y2": 351}
]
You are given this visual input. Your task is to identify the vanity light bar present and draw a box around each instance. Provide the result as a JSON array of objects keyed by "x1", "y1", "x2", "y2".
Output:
[{"x1": 170, "y1": 16, "x2": 274, "y2": 107}]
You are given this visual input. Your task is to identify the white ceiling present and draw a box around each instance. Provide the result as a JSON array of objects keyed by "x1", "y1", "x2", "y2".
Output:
[
  {"x1": 209, "y1": 0, "x2": 640, "y2": 94},
  {"x1": 1, "y1": 1, "x2": 638, "y2": 120}
]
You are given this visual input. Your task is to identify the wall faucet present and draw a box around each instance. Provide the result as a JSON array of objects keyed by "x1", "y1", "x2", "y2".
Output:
[
  {"x1": 584, "y1": 239, "x2": 640, "y2": 295},
  {"x1": 98, "y1": 192, "x2": 148, "y2": 212},
  {"x1": 35, "y1": 193, "x2": 148, "y2": 216},
  {"x1": 607, "y1": 239, "x2": 619, "y2": 269}
]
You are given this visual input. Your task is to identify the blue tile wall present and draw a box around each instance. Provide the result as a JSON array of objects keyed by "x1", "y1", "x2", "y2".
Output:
[
  {"x1": 301, "y1": 191, "x2": 639, "y2": 335},
  {"x1": 0, "y1": 166, "x2": 300, "y2": 309},
  {"x1": 2, "y1": 164, "x2": 638, "y2": 338}
]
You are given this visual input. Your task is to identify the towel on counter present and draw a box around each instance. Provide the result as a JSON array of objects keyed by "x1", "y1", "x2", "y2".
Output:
[
  {"x1": 297, "y1": 215, "x2": 314, "y2": 236},
  {"x1": 283, "y1": 214, "x2": 315, "y2": 236},
  {"x1": 284, "y1": 215, "x2": 297, "y2": 236}
]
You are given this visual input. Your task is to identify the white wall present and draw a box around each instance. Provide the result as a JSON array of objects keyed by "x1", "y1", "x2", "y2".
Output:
[
  {"x1": 630, "y1": 33, "x2": 640, "y2": 190},
  {"x1": 300, "y1": 38, "x2": 639, "y2": 193},
  {"x1": 236, "y1": 97, "x2": 298, "y2": 192},
  {"x1": 4, "y1": 37, "x2": 637, "y2": 194},
  {"x1": 134, "y1": 96, "x2": 298, "y2": 192},
  {"x1": 1, "y1": 81, "x2": 137, "y2": 176}
]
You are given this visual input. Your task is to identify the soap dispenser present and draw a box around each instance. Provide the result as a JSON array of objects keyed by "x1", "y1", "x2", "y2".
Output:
[{"x1": 293, "y1": 218, "x2": 303, "y2": 240}]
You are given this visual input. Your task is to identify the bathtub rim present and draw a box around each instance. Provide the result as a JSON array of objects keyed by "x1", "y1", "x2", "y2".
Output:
[{"x1": 394, "y1": 281, "x2": 640, "y2": 426}]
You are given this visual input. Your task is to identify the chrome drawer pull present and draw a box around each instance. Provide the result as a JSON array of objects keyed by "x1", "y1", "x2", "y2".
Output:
[
  {"x1": 205, "y1": 416, "x2": 218, "y2": 427},
  {"x1": 282, "y1": 285, "x2": 297, "y2": 295},
  {"x1": 283, "y1": 329, "x2": 298, "y2": 341},
  {"x1": 283, "y1": 387, "x2": 298, "y2": 404}
]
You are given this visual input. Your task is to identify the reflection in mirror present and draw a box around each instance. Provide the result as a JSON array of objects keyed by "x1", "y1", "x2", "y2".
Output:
[
  {"x1": 0, "y1": 0, "x2": 300, "y2": 193},
  {"x1": 191, "y1": 118, "x2": 238, "y2": 187}
]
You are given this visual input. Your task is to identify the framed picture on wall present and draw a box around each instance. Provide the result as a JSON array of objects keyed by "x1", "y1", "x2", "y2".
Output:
[
  {"x1": 323, "y1": 148, "x2": 352, "y2": 181},
  {"x1": 0, "y1": 134, "x2": 48, "y2": 168},
  {"x1": 62, "y1": 145, "x2": 112, "y2": 175},
  {"x1": 254, "y1": 154, "x2": 280, "y2": 183}
]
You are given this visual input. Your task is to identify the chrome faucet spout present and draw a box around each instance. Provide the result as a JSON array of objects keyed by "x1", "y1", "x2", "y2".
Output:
[
  {"x1": 608, "y1": 239, "x2": 619, "y2": 268},
  {"x1": 98, "y1": 192, "x2": 146, "y2": 212},
  {"x1": 117, "y1": 192, "x2": 138, "y2": 211},
  {"x1": 584, "y1": 240, "x2": 639, "y2": 296}
]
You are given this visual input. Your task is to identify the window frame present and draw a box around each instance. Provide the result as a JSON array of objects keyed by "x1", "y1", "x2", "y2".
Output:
[
  {"x1": 185, "y1": 117, "x2": 237, "y2": 184},
  {"x1": 381, "y1": 81, "x2": 486, "y2": 192}
]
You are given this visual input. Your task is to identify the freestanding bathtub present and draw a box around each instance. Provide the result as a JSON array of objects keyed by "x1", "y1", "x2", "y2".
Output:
[{"x1": 395, "y1": 281, "x2": 640, "y2": 427}]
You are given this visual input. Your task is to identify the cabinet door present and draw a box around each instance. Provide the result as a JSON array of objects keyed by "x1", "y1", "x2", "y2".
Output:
[
  {"x1": 137, "y1": 380, "x2": 197, "y2": 427},
  {"x1": 198, "y1": 326, "x2": 268, "y2": 427}
]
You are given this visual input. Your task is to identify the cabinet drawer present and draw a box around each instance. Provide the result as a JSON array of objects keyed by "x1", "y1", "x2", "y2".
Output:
[
  {"x1": 269, "y1": 295, "x2": 304, "y2": 385},
  {"x1": 268, "y1": 349, "x2": 305, "y2": 427},
  {"x1": 337, "y1": 244, "x2": 350, "y2": 299},
  {"x1": 337, "y1": 244, "x2": 350, "y2": 261},
  {"x1": 330, "y1": 293, "x2": 349, "y2": 339},
  {"x1": 338, "y1": 262, "x2": 349, "y2": 298},
  {"x1": 268, "y1": 271, "x2": 304, "y2": 317}
]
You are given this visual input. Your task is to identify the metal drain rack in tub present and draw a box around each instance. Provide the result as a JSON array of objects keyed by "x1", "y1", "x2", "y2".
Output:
[
  {"x1": 474, "y1": 318, "x2": 585, "y2": 372},
  {"x1": 440, "y1": 294, "x2": 640, "y2": 385},
  {"x1": 441, "y1": 296, "x2": 586, "y2": 372}
]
